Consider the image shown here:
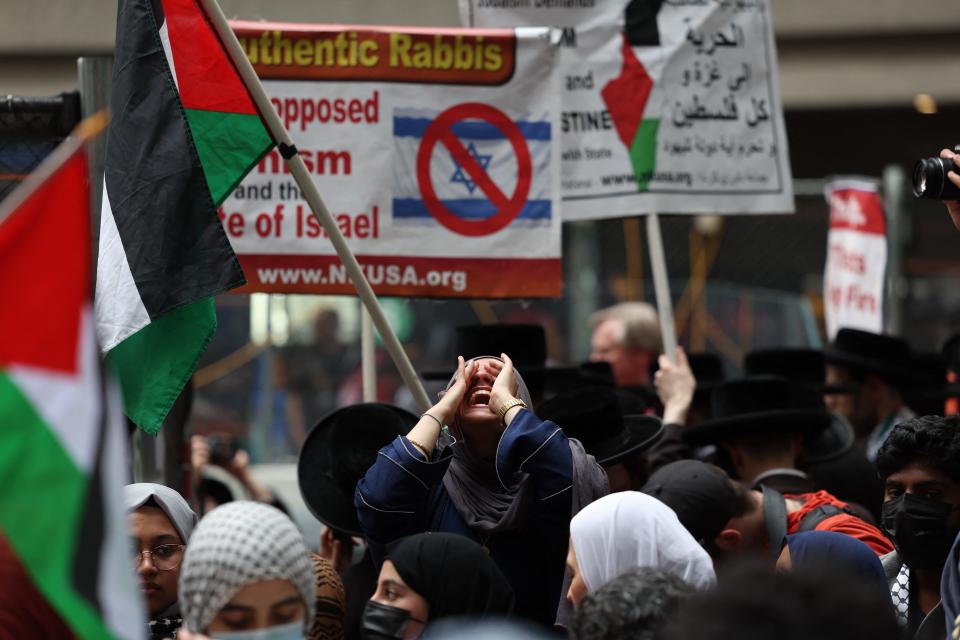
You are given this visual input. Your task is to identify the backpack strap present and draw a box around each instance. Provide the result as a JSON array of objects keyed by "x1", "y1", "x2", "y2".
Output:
[
  {"x1": 796, "y1": 504, "x2": 857, "y2": 532},
  {"x1": 761, "y1": 486, "x2": 788, "y2": 561}
]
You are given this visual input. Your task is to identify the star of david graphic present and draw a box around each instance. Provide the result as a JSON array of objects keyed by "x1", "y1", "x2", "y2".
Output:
[{"x1": 449, "y1": 142, "x2": 492, "y2": 195}]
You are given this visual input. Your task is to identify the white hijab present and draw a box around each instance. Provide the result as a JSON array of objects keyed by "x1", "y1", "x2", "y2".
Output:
[{"x1": 569, "y1": 491, "x2": 716, "y2": 592}]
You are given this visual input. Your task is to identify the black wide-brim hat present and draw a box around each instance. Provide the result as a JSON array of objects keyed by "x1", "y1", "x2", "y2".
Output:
[
  {"x1": 823, "y1": 328, "x2": 914, "y2": 388},
  {"x1": 423, "y1": 324, "x2": 548, "y2": 380},
  {"x1": 648, "y1": 352, "x2": 727, "y2": 389},
  {"x1": 646, "y1": 352, "x2": 727, "y2": 406},
  {"x1": 591, "y1": 415, "x2": 664, "y2": 465},
  {"x1": 542, "y1": 361, "x2": 617, "y2": 397},
  {"x1": 682, "y1": 376, "x2": 832, "y2": 447},
  {"x1": 744, "y1": 347, "x2": 857, "y2": 395},
  {"x1": 799, "y1": 411, "x2": 856, "y2": 464},
  {"x1": 298, "y1": 402, "x2": 418, "y2": 536},
  {"x1": 537, "y1": 385, "x2": 664, "y2": 465},
  {"x1": 741, "y1": 348, "x2": 855, "y2": 461}
]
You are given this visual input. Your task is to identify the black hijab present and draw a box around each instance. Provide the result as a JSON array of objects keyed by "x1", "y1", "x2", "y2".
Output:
[{"x1": 386, "y1": 532, "x2": 514, "y2": 621}]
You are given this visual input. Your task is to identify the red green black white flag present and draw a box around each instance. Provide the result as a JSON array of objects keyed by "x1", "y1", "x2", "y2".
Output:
[
  {"x1": 96, "y1": 0, "x2": 274, "y2": 434},
  {"x1": 0, "y1": 138, "x2": 145, "y2": 639}
]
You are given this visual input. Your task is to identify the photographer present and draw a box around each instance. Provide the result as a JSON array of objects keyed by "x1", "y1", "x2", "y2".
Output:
[
  {"x1": 935, "y1": 148, "x2": 960, "y2": 230},
  {"x1": 191, "y1": 435, "x2": 281, "y2": 515}
]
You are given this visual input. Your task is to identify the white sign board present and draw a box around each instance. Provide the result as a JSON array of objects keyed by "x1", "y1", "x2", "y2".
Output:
[
  {"x1": 460, "y1": 0, "x2": 794, "y2": 218},
  {"x1": 823, "y1": 179, "x2": 887, "y2": 339},
  {"x1": 223, "y1": 22, "x2": 562, "y2": 298}
]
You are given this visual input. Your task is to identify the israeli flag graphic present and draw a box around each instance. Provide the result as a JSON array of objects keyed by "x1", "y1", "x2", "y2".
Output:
[{"x1": 392, "y1": 107, "x2": 552, "y2": 231}]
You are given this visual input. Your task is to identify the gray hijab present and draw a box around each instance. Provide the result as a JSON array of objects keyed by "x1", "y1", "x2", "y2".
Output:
[
  {"x1": 125, "y1": 483, "x2": 198, "y2": 543},
  {"x1": 441, "y1": 356, "x2": 609, "y2": 535}
]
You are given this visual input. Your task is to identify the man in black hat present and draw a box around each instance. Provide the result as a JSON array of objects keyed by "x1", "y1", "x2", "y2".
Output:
[
  {"x1": 742, "y1": 347, "x2": 883, "y2": 520},
  {"x1": 824, "y1": 328, "x2": 916, "y2": 461},
  {"x1": 678, "y1": 376, "x2": 827, "y2": 495},
  {"x1": 537, "y1": 386, "x2": 664, "y2": 492},
  {"x1": 643, "y1": 460, "x2": 893, "y2": 565},
  {"x1": 589, "y1": 302, "x2": 662, "y2": 388}
]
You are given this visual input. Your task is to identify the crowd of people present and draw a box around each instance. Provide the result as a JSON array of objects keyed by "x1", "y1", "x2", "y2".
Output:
[{"x1": 116, "y1": 299, "x2": 960, "y2": 640}]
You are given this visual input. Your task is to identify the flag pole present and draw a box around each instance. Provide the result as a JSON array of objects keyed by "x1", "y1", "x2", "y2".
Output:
[
  {"x1": 646, "y1": 212, "x2": 678, "y2": 360},
  {"x1": 198, "y1": 0, "x2": 432, "y2": 411},
  {"x1": 361, "y1": 308, "x2": 377, "y2": 402},
  {"x1": 0, "y1": 111, "x2": 109, "y2": 227}
]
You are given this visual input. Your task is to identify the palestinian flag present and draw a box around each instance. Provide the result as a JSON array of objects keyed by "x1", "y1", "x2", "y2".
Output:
[
  {"x1": 0, "y1": 141, "x2": 145, "y2": 638},
  {"x1": 601, "y1": 35, "x2": 659, "y2": 193},
  {"x1": 96, "y1": 0, "x2": 274, "y2": 434},
  {"x1": 601, "y1": 1, "x2": 664, "y2": 192}
]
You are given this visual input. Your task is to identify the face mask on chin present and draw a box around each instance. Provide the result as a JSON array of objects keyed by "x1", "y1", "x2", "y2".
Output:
[
  {"x1": 882, "y1": 492, "x2": 960, "y2": 571},
  {"x1": 361, "y1": 600, "x2": 426, "y2": 640},
  {"x1": 209, "y1": 619, "x2": 304, "y2": 640}
]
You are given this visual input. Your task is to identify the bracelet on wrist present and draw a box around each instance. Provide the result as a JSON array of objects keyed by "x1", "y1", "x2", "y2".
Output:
[
  {"x1": 407, "y1": 437, "x2": 432, "y2": 459},
  {"x1": 421, "y1": 412, "x2": 443, "y2": 430},
  {"x1": 497, "y1": 397, "x2": 528, "y2": 424}
]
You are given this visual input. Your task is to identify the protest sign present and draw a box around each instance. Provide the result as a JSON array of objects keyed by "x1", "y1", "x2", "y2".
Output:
[
  {"x1": 222, "y1": 23, "x2": 561, "y2": 298},
  {"x1": 460, "y1": 0, "x2": 794, "y2": 218},
  {"x1": 823, "y1": 179, "x2": 887, "y2": 339}
]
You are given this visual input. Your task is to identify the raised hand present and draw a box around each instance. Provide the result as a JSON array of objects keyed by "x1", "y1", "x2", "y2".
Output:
[
  {"x1": 489, "y1": 353, "x2": 519, "y2": 418},
  {"x1": 190, "y1": 435, "x2": 209, "y2": 476},
  {"x1": 435, "y1": 356, "x2": 475, "y2": 425},
  {"x1": 655, "y1": 346, "x2": 696, "y2": 426}
]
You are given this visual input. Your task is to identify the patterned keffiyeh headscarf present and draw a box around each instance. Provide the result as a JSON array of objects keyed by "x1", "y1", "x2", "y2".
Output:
[
  {"x1": 179, "y1": 501, "x2": 315, "y2": 633},
  {"x1": 890, "y1": 563, "x2": 910, "y2": 627},
  {"x1": 147, "y1": 602, "x2": 182, "y2": 640}
]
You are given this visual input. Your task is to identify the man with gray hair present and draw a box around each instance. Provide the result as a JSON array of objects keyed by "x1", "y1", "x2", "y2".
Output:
[{"x1": 590, "y1": 302, "x2": 663, "y2": 387}]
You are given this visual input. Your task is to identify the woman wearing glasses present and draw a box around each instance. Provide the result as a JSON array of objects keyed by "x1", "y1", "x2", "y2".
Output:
[{"x1": 125, "y1": 483, "x2": 198, "y2": 640}]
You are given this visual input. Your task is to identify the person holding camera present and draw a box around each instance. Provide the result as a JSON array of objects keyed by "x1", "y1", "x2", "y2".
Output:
[
  {"x1": 191, "y1": 435, "x2": 281, "y2": 515},
  {"x1": 937, "y1": 148, "x2": 960, "y2": 229},
  {"x1": 914, "y1": 147, "x2": 960, "y2": 230}
]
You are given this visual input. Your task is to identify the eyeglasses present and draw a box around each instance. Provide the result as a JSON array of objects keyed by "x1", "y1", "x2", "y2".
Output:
[{"x1": 133, "y1": 544, "x2": 185, "y2": 571}]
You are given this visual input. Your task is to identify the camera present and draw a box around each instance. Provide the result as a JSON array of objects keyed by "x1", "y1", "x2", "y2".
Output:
[
  {"x1": 913, "y1": 146, "x2": 960, "y2": 200},
  {"x1": 207, "y1": 434, "x2": 238, "y2": 467}
]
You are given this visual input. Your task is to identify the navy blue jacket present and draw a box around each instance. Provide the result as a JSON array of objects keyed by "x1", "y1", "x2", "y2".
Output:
[{"x1": 355, "y1": 409, "x2": 574, "y2": 626}]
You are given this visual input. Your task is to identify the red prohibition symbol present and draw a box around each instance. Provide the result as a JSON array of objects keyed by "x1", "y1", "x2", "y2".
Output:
[{"x1": 416, "y1": 102, "x2": 532, "y2": 237}]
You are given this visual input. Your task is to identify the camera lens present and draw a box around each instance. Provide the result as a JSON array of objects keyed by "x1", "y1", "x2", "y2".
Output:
[
  {"x1": 912, "y1": 157, "x2": 960, "y2": 200},
  {"x1": 913, "y1": 158, "x2": 942, "y2": 198},
  {"x1": 912, "y1": 161, "x2": 931, "y2": 197}
]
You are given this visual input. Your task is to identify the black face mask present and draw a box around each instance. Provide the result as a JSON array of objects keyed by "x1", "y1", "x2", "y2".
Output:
[
  {"x1": 882, "y1": 493, "x2": 960, "y2": 571},
  {"x1": 361, "y1": 600, "x2": 427, "y2": 640}
]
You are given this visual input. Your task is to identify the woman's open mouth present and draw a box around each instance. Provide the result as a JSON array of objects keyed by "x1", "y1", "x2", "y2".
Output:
[{"x1": 468, "y1": 387, "x2": 491, "y2": 407}]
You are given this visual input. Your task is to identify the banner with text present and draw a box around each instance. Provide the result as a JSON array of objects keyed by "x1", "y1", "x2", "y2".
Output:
[
  {"x1": 223, "y1": 23, "x2": 561, "y2": 297},
  {"x1": 823, "y1": 179, "x2": 886, "y2": 339},
  {"x1": 460, "y1": 0, "x2": 794, "y2": 218}
]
